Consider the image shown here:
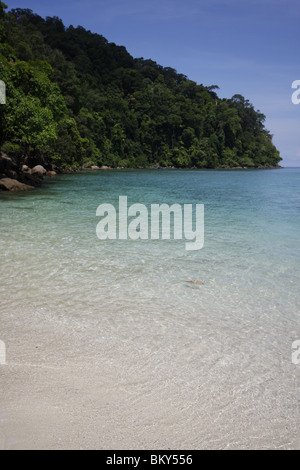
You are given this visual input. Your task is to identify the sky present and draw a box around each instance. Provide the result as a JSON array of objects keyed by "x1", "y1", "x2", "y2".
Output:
[{"x1": 4, "y1": 0, "x2": 300, "y2": 166}]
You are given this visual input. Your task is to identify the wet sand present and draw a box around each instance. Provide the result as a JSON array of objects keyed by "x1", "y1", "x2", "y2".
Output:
[{"x1": 1, "y1": 310, "x2": 299, "y2": 450}]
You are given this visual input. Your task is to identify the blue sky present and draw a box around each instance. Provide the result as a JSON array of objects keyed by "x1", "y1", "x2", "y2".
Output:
[{"x1": 5, "y1": 0, "x2": 300, "y2": 166}]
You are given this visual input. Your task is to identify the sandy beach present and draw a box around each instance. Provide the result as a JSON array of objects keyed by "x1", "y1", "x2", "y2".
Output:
[
  {"x1": 1, "y1": 305, "x2": 299, "y2": 450},
  {"x1": 0, "y1": 169, "x2": 299, "y2": 450}
]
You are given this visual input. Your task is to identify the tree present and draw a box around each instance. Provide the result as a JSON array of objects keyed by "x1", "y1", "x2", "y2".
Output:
[{"x1": 0, "y1": 5, "x2": 282, "y2": 169}]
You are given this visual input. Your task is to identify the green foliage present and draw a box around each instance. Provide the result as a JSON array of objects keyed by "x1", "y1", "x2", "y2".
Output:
[
  {"x1": 51, "y1": 117, "x2": 83, "y2": 167},
  {"x1": 0, "y1": 7, "x2": 282, "y2": 169},
  {"x1": 1, "y1": 141, "x2": 22, "y2": 157}
]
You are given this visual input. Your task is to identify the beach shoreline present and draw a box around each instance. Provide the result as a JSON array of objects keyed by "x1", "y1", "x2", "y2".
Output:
[
  {"x1": 0, "y1": 151, "x2": 283, "y2": 193},
  {"x1": 0, "y1": 168, "x2": 298, "y2": 451},
  {"x1": 1, "y1": 305, "x2": 299, "y2": 450}
]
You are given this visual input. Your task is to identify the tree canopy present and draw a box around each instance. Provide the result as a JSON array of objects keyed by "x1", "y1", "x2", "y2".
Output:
[{"x1": 0, "y1": 4, "x2": 282, "y2": 169}]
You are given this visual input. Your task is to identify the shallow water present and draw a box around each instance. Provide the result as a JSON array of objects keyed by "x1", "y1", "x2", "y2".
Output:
[{"x1": 0, "y1": 168, "x2": 299, "y2": 449}]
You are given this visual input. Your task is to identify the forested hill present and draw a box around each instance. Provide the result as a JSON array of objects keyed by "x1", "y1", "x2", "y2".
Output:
[{"x1": 0, "y1": 3, "x2": 282, "y2": 170}]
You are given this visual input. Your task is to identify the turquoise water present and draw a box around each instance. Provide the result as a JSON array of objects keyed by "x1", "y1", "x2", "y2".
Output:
[
  {"x1": 1, "y1": 169, "x2": 299, "y2": 320},
  {"x1": 0, "y1": 168, "x2": 299, "y2": 448}
]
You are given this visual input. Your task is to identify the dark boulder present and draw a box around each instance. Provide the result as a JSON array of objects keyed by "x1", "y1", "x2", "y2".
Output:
[
  {"x1": 23, "y1": 154, "x2": 52, "y2": 171},
  {"x1": 0, "y1": 153, "x2": 19, "y2": 174},
  {"x1": 17, "y1": 172, "x2": 44, "y2": 187}
]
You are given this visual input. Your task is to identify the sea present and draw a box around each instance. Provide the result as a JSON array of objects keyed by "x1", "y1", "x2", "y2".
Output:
[{"x1": 0, "y1": 168, "x2": 299, "y2": 449}]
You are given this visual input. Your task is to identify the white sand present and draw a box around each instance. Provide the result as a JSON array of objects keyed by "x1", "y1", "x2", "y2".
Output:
[{"x1": 0, "y1": 309, "x2": 299, "y2": 450}]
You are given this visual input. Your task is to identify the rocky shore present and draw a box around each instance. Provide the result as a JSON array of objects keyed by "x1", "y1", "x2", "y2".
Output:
[
  {"x1": 0, "y1": 152, "x2": 283, "y2": 192},
  {"x1": 0, "y1": 152, "x2": 81, "y2": 192},
  {"x1": 0, "y1": 152, "x2": 125, "y2": 192},
  {"x1": 0, "y1": 152, "x2": 54, "y2": 192}
]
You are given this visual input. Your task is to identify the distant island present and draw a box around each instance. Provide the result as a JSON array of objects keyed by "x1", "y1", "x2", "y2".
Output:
[{"x1": 0, "y1": 2, "x2": 282, "y2": 190}]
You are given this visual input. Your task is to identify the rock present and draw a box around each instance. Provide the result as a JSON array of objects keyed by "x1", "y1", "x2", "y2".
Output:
[
  {"x1": 91, "y1": 166, "x2": 100, "y2": 170},
  {"x1": 0, "y1": 153, "x2": 19, "y2": 173},
  {"x1": 23, "y1": 155, "x2": 51, "y2": 171},
  {"x1": 46, "y1": 171, "x2": 57, "y2": 177},
  {"x1": 17, "y1": 172, "x2": 44, "y2": 187},
  {"x1": 149, "y1": 164, "x2": 160, "y2": 169},
  {"x1": 186, "y1": 281, "x2": 204, "y2": 286},
  {"x1": 22, "y1": 165, "x2": 30, "y2": 173},
  {"x1": 0, "y1": 178, "x2": 35, "y2": 192},
  {"x1": 101, "y1": 166, "x2": 111, "y2": 170},
  {"x1": 30, "y1": 165, "x2": 47, "y2": 176},
  {"x1": 6, "y1": 170, "x2": 18, "y2": 179}
]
